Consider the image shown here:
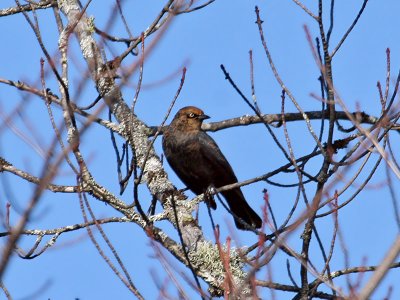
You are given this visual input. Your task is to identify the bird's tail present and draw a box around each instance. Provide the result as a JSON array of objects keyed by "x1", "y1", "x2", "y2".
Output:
[{"x1": 222, "y1": 189, "x2": 262, "y2": 230}]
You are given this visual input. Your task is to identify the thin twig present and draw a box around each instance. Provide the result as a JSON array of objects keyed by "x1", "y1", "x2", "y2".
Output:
[{"x1": 331, "y1": 0, "x2": 369, "y2": 57}]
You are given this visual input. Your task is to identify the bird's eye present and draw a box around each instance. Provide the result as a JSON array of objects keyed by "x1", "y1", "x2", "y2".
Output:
[{"x1": 188, "y1": 113, "x2": 196, "y2": 118}]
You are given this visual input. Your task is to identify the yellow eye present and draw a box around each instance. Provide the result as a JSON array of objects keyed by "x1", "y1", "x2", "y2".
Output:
[{"x1": 188, "y1": 113, "x2": 196, "y2": 118}]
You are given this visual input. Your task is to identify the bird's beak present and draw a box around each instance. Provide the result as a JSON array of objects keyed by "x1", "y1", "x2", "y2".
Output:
[{"x1": 198, "y1": 114, "x2": 210, "y2": 121}]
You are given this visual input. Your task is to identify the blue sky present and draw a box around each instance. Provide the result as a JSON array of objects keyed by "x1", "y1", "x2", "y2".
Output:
[{"x1": 1, "y1": 0, "x2": 400, "y2": 299}]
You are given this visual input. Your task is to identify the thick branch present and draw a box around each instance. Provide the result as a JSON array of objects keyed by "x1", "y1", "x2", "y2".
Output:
[
  {"x1": 0, "y1": 0, "x2": 55, "y2": 17},
  {"x1": 57, "y1": 1, "x2": 251, "y2": 295}
]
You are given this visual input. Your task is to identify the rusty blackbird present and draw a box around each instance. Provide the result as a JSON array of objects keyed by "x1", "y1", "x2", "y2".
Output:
[{"x1": 162, "y1": 106, "x2": 262, "y2": 230}]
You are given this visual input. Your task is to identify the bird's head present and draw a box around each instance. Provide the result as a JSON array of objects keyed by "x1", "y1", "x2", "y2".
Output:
[{"x1": 170, "y1": 106, "x2": 210, "y2": 131}]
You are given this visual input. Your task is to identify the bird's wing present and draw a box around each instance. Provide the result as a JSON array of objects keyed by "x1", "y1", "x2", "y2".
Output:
[
  {"x1": 197, "y1": 131, "x2": 239, "y2": 186},
  {"x1": 198, "y1": 131, "x2": 262, "y2": 229}
]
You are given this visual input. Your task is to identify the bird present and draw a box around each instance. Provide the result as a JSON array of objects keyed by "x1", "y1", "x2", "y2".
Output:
[{"x1": 162, "y1": 106, "x2": 262, "y2": 230}]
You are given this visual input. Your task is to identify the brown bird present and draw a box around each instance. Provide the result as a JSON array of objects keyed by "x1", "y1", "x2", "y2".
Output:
[{"x1": 162, "y1": 106, "x2": 262, "y2": 230}]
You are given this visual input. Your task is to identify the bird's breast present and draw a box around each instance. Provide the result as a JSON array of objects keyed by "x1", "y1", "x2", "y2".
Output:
[{"x1": 163, "y1": 130, "x2": 200, "y2": 155}]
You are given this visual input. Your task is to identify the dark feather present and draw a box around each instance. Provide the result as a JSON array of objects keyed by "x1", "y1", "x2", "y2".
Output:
[{"x1": 162, "y1": 106, "x2": 262, "y2": 230}]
